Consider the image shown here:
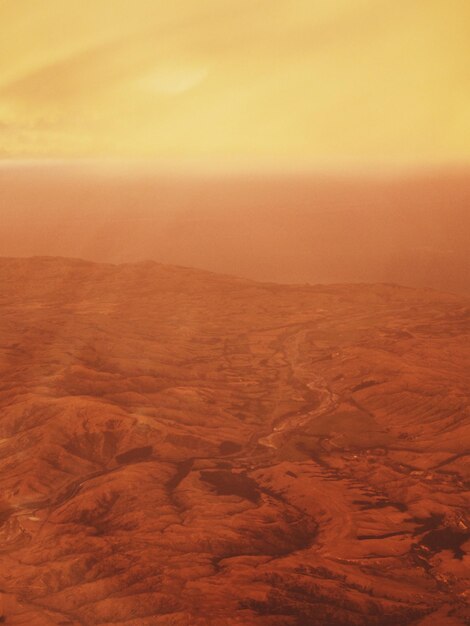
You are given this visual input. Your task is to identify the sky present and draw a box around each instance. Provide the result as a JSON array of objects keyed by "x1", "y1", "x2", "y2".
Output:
[{"x1": 1, "y1": 0, "x2": 470, "y2": 167}]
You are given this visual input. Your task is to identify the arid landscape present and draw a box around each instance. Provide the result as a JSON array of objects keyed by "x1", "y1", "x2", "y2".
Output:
[
  {"x1": 0, "y1": 256, "x2": 468, "y2": 625},
  {"x1": 2, "y1": 1, "x2": 470, "y2": 623}
]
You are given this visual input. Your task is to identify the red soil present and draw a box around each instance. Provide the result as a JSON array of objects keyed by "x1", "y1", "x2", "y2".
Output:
[{"x1": 0, "y1": 257, "x2": 468, "y2": 625}]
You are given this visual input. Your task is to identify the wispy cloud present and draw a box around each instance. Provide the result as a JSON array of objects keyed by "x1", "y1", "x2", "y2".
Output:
[{"x1": 1, "y1": 0, "x2": 469, "y2": 164}]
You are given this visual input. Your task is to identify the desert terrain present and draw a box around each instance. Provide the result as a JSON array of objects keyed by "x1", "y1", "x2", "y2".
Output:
[{"x1": 0, "y1": 256, "x2": 469, "y2": 625}]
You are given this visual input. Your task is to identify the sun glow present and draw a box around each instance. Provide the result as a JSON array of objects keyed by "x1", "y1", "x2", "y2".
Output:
[{"x1": 1, "y1": 0, "x2": 470, "y2": 166}]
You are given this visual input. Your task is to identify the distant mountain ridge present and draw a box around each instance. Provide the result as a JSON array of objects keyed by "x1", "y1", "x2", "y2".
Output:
[{"x1": 1, "y1": 167, "x2": 469, "y2": 294}]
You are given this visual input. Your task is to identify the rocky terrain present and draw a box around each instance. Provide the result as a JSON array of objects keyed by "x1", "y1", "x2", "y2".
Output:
[{"x1": 0, "y1": 257, "x2": 468, "y2": 625}]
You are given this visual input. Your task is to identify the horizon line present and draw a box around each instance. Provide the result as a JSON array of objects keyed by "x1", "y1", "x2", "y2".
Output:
[{"x1": 1, "y1": 156, "x2": 470, "y2": 179}]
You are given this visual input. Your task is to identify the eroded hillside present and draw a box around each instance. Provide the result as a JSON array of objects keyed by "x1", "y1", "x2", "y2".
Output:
[{"x1": 0, "y1": 257, "x2": 468, "y2": 625}]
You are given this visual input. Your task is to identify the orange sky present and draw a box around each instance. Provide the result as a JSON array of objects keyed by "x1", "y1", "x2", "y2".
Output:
[{"x1": 1, "y1": 0, "x2": 470, "y2": 166}]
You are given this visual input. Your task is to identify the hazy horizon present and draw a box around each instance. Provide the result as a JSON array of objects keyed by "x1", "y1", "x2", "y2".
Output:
[
  {"x1": 1, "y1": 3, "x2": 470, "y2": 625},
  {"x1": 1, "y1": 162, "x2": 469, "y2": 295}
]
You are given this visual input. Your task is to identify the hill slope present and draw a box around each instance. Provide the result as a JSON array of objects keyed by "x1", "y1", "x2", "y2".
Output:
[{"x1": 0, "y1": 257, "x2": 469, "y2": 625}]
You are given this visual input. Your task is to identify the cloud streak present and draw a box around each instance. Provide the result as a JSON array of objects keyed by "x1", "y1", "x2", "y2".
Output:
[{"x1": 1, "y1": 0, "x2": 469, "y2": 165}]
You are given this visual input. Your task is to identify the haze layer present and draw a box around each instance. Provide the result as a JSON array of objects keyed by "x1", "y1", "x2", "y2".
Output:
[{"x1": 1, "y1": 165, "x2": 469, "y2": 294}]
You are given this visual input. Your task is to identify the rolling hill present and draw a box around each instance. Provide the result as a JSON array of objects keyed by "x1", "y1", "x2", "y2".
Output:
[{"x1": 0, "y1": 257, "x2": 468, "y2": 625}]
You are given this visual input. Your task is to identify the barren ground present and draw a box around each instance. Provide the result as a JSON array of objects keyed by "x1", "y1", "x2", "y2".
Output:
[{"x1": 0, "y1": 257, "x2": 468, "y2": 625}]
